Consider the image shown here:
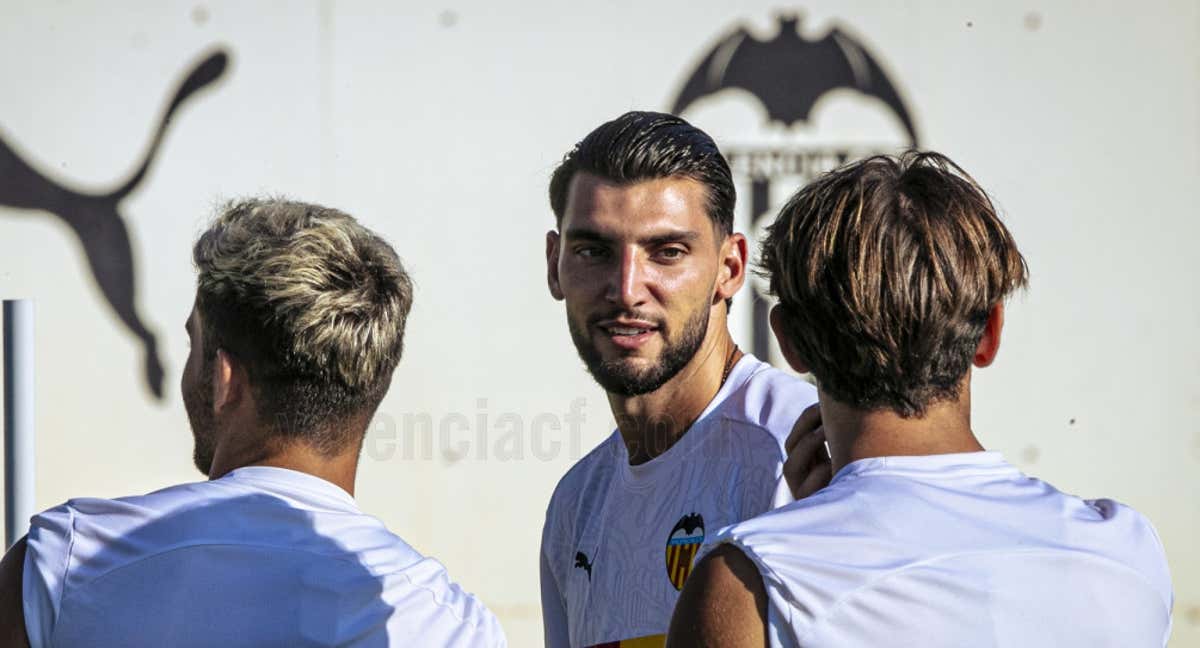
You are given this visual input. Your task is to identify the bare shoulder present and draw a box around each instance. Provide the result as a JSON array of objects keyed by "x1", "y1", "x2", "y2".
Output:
[
  {"x1": 0, "y1": 537, "x2": 30, "y2": 648},
  {"x1": 667, "y1": 543, "x2": 768, "y2": 648}
]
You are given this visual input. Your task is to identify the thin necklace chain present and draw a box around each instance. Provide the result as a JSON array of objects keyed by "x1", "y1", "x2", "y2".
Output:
[{"x1": 720, "y1": 344, "x2": 740, "y2": 387}]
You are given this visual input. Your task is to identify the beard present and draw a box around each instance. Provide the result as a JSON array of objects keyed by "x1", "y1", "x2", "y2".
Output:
[
  {"x1": 568, "y1": 302, "x2": 710, "y2": 397},
  {"x1": 182, "y1": 354, "x2": 217, "y2": 476}
]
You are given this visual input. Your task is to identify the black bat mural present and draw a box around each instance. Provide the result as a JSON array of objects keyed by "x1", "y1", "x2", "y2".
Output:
[
  {"x1": 672, "y1": 15, "x2": 918, "y2": 144},
  {"x1": 0, "y1": 49, "x2": 229, "y2": 399},
  {"x1": 670, "y1": 14, "x2": 920, "y2": 362}
]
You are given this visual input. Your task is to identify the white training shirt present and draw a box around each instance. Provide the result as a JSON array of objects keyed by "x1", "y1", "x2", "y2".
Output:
[
  {"x1": 703, "y1": 451, "x2": 1174, "y2": 648},
  {"x1": 540, "y1": 354, "x2": 819, "y2": 647},
  {"x1": 22, "y1": 466, "x2": 507, "y2": 647}
]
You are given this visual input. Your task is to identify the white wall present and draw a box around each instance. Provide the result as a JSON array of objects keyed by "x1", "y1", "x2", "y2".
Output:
[{"x1": 1, "y1": 1, "x2": 1196, "y2": 645}]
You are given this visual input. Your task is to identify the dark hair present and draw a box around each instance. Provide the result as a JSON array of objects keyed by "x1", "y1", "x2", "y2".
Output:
[
  {"x1": 549, "y1": 111, "x2": 735, "y2": 236},
  {"x1": 759, "y1": 151, "x2": 1028, "y2": 417},
  {"x1": 193, "y1": 198, "x2": 414, "y2": 454}
]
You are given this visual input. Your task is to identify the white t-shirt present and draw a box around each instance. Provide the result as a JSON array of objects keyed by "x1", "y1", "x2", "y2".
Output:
[
  {"x1": 703, "y1": 451, "x2": 1174, "y2": 648},
  {"x1": 22, "y1": 466, "x2": 507, "y2": 647},
  {"x1": 540, "y1": 354, "x2": 819, "y2": 647}
]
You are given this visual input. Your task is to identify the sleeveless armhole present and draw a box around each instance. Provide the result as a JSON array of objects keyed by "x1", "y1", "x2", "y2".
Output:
[{"x1": 698, "y1": 534, "x2": 799, "y2": 648}]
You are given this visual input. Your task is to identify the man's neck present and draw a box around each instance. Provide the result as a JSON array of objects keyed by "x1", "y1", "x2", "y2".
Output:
[
  {"x1": 208, "y1": 434, "x2": 361, "y2": 497},
  {"x1": 820, "y1": 384, "x2": 985, "y2": 475},
  {"x1": 608, "y1": 327, "x2": 741, "y2": 465}
]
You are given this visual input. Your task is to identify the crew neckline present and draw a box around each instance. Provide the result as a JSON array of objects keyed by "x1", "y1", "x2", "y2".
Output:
[
  {"x1": 830, "y1": 451, "x2": 1018, "y2": 486},
  {"x1": 618, "y1": 354, "x2": 765, "y2": 486},
  {"x1": 220, "y1": 465, "x2": 358, "y2": 508}
]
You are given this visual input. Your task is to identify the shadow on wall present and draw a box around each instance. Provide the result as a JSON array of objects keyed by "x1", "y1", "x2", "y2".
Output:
[{"x1": 0, "y1": 48, "x2": 231, "y2": 400}]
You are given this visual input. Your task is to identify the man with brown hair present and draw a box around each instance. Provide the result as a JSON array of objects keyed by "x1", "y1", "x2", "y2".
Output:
[
  {"x1": 540, "y1": 112, "x2": 824, "y2": 647},
  {"x1": 668, "y1": 152, "x2": 1173, "y2": 647},
  {"x1": 0, "y1": 199, "x2": 506, "y2": 647}
]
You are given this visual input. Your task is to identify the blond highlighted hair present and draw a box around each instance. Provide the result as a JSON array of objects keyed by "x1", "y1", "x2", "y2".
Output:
[{"x1": 193, "y1": 198, "x2": 413, "y2": 451}]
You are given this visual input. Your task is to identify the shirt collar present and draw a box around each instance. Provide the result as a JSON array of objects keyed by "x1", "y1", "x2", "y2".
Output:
[
  {"x1": 620, "y1": 353, "x2": 766, "y2": 485},
  {"x1": 831, "y1": 451, "x2": 1018, "y2": 486},
  {"x1": 219, "y1": 466, "x2": 358, "y2": 509}
]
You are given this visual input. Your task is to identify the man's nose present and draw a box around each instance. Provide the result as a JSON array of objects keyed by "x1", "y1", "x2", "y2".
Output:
[{"x1": 605, "y1": 248, "x2": 649, "y2": 308}]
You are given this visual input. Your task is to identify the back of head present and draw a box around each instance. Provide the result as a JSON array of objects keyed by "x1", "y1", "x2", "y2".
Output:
[
  {"x1": 760, "y1": 152, "x2": 1027, "y2": 417},
  {"x1": 192, "y1": 198, "x2": 413, "y2": 452},
  {"x1": 548, "y1": 110, "x2": 736, "y2": 236}
]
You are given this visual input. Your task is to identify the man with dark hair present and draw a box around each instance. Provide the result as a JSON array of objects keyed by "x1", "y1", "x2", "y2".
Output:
[
  {"x1": 540, "y1": 111, "x2": 824, "y2": 647},
  {"x1": 0, "y1": 199, "x2": 506, "y2": 647},
  {"x1": 668, "y1": 152, "x2": 1174, "y2": 647}
]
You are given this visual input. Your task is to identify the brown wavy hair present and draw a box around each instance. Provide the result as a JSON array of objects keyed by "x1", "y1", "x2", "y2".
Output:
[{"x1": 759, "y1": 152, "x2": 1028, "y2": 417}]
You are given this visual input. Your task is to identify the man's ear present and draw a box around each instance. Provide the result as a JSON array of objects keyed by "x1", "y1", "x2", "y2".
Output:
[
  {"x1": 212, "y1": 348, "x2": 246, "y2": 414},
  {"x1": 714, "y1": 233, "x2": 748, "y2": 305},
  {"x1": 546, "y1": 230, "x2": 564, "y2": 301},
  {"x1": 769, "y1": 304, "x2": 810, "y2": 374},
  {"x1": 973, "y1": 303, "x2": 1005, "y2": 368}
]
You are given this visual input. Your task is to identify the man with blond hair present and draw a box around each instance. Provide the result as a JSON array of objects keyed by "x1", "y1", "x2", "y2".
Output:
[
  {"x1": 0, "y1": 199, "x2": 506, "y2": 647},
  {"x1": 668, "y1": 152, "x2": 1173, "y2": 647}
]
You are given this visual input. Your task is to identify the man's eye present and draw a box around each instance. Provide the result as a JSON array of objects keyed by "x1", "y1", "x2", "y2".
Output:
[
  {"x1": 657, "y1": 247, "x2": 686, "y2": 260},
  {"x1": 576, "y1": 246, "x2": 607, "y2": 259}
]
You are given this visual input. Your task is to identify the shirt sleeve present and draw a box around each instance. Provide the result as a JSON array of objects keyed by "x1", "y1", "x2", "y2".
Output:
[
  {"x1": 22, "y1": 504, "x2": 75, "y2": 648},
  {"x1": 540, "y1": 526, "x2": 571, "y2": 648}
]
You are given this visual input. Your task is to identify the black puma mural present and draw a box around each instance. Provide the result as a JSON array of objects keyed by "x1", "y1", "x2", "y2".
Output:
[{"x1": 0, "y1": 49, "x2": 229, "y2": 399}]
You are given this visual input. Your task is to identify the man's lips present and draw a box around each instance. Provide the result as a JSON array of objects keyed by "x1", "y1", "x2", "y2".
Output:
[{"x1": 594, "y1": 319, "x2": 660, "y2": 351}]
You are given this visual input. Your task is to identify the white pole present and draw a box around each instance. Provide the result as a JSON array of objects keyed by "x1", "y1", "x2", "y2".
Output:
[{"x1": 3, "y1": 300, "x2": 35, "y2": 549}]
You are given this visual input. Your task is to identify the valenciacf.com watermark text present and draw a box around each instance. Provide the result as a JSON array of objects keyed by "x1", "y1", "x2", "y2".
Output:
[{"x1": 363, "y1": 397, "x2": 589, "y2": 464}]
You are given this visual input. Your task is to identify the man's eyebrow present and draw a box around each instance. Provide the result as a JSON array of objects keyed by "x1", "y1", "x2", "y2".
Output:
[
  {"x1": 562, "y1": 228, "x2": 701, "y2": 246},
  {"x1": 562, "y1": 228, "x2": 612, "y2": 243},
  {"x1": 641, "y1": 231, "x2": 700, "y2": 247}
]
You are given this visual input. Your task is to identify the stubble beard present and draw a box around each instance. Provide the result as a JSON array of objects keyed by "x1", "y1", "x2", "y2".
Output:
[
  {"x1": 568, "y1": 302, "x2": 711, "y2": 397},
  {"x1": 183, "y1": 355, "x2": 217, "y2": 477}
]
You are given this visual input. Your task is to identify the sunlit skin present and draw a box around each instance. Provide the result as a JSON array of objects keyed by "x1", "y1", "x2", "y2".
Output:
[
  {"x1": 769, "y1": 303, "x2": 995, "y2": 476},
  {"x1": 181, "y1": 302, "x2": 363, "y2": 494},
  {"x1": 546, "y1": 173, "x2": 748, "y2": 464}
]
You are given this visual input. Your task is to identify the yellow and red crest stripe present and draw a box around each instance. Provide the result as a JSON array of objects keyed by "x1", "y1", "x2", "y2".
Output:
[{"x1": 665, "y1": 538, "x2": 702, "y2": 590}]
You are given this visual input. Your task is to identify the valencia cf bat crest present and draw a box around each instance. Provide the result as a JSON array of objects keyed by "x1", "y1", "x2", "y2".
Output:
[
  {"x1": 672, "y1": 14, "x2": 918, "y2": 144},
  {"x1": 664, "y1": 513, "x2": 705, "y2": 591},
  {"x1": 669, "y1": 14, "x2": 920, "y2": 364}
]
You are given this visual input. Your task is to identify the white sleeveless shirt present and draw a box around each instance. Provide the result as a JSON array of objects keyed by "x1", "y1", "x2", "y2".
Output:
[{"x1": 702, "y1": 451, "x2": 1173, "y2": 647}]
